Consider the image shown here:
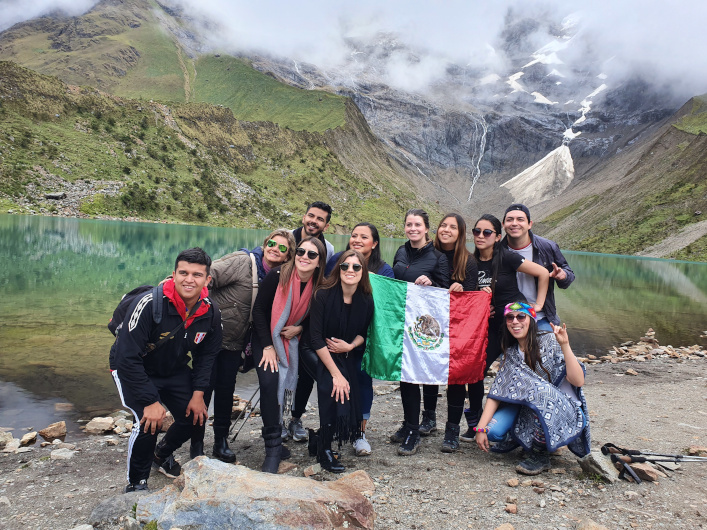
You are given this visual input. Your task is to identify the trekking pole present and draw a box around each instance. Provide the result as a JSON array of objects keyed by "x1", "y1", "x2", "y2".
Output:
[
  {"x1": 613, "y1": 454, "x2": 707, "y2": 464},
  {"x1": 228, "y1": 385, "x2": 260, "y2": 439},
  {"x1": 602, "y1": 443, "x2": 707, "y2": 461},
  {"x1": 229, "y1": 395, "x2": 260, "y2": 443}
]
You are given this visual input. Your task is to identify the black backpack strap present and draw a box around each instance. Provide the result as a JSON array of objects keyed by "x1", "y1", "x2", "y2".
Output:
[
  {"x1": 151, "y1": 285, "x2": 164, "y2": 324},
  {"x1": 143, "y1": 298, "x2": 202, "y2": 357}
]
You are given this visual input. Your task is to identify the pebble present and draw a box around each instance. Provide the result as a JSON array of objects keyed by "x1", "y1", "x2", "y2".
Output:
[
  {"x1": 505, "y1": 503, "x2": 517, "y2": 514},
  {"x1": 506, "y1": 495, "x2": 517, "y2": 504},
  {"x1": 506, "y1": 478, "x2": 519, "y2": 487},
  {"x1": 51, "y1": 448, "x2": 77, "y2": 460},
  {"x1": 539, "y1": 499, "x2": 546, "y2": 508}
]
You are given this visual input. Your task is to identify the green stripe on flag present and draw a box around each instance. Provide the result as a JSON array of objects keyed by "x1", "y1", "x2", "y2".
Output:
[{"x1": 362, "y1": 274, "x2": 407, "y2": 381}]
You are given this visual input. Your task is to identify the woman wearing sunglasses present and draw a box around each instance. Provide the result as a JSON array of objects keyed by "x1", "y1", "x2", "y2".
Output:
[
  {"x1": 191, "y1": 229, "x2": 296, "y2": 463},
  {"x1": 432, "y1": 213, "x2": 479, "y2": 453},
  {"x1": 306, "y1": 250, "x2": 374, "y2": 472},
  {"x1": 251, "y1": 236, "x2": 326, "y2": 473},
  {"x1": 391, "y1": 209, "x2": 450, "y2": 456},
  {"x1": 460, "y1": 214, "x2": 549, "y2": 442},
  {"x1": 249, "y1": 229, "x2": 297, "y2": 282},
  {"x1": 323, "y1": 222, "x2": 393, "y2": 456},
  {"x1": 474, "y1": 302, "x2": 589, "y2": 475}
]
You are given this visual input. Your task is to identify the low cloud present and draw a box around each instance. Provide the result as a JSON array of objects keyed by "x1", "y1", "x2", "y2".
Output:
[
  {"x1": 2, "y1": 0, "x2": 706, "y2": 99},
  {"x1": 0, "y1": 0, "x2": 100, "y2": 32}
]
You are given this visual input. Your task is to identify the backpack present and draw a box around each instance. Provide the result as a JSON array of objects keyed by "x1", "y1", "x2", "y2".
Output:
[{"x1": 108, "y1": 285, "x2": 163, "y2": 337}]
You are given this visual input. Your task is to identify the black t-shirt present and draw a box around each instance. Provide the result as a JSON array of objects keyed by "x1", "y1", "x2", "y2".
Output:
[{"x1": 477, "y1": 248, "x2": 527, "y2": 311}]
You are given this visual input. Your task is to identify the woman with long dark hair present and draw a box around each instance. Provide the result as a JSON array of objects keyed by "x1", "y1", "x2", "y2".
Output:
[
  {"x1": 459, "y1": 214, "x2": 549, "y2": 442},
  {"x1": 251, "y1": 236, "x2": 326, "y2": 473},
  {"x1": 391, "y1": 208, "x2": 450, "y2": 456},
  {"x1": 474, "y1": 302, "x2": 590, "y2": 475},
  {"x1": 432, "y1": 213, "x2": 479, "y2": 452},
  {"x1": 324, "y1": 222, "x2": 393, "y2": 456},
  {"x1": 307, "y1": 250, "x2": 375, "y2": 472}
]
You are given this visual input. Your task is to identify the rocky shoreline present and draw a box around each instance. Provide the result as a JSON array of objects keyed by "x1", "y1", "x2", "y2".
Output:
[{"x1": 1, "y1": 331, "x2": 706, "y2": 529}]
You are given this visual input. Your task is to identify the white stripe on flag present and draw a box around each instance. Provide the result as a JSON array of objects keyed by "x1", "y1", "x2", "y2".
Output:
[{"x1": 401, "y1": 283, "x2": 451, "y2": 384}]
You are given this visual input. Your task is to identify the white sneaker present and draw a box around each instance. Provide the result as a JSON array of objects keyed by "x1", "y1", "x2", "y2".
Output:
[{"x1": 353, "y1": 433, "x2": 372, "y2": 456}]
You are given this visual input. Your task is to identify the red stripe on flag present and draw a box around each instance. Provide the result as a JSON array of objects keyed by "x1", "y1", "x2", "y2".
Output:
[{"x1": 448, "y1": 291, "x2": 491, "y2": 385}]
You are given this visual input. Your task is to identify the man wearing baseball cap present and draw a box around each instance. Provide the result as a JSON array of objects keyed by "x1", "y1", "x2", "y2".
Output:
[{"x1": 501, "y1": 203, "x2": 574, "y2": 331}]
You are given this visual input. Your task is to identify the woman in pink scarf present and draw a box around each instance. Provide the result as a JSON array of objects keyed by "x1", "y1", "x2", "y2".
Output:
[{"x1": 251, "y1": 237, "x2": 326, "y2": 473}]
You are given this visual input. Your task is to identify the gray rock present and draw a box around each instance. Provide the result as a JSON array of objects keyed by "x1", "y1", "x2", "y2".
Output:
[
  {"x1": 84, "y1": 417, "x2": 115, "y2": 434},
  {"x1": 137, "y1": 458, "x2": 375, "y2": 529},
  {"x1": 0, "y1": 432, "x2": 14, "y2": 449},
  {"x1": 88, "y1": 491, "x2": 148, "y2": 525},
  {"x1": 68, "y1": 525, "x2": 94, "y2": 530},
  {"x1": 50, "y1": 448, "x2": 77, "y2": 460},
  {"x1": 123, "y1": 516, "x2": 142, "y2": 530},
  {"x1": 45, "y1": 192, "x2": 67, "y2": 200},
  {"x1": 2, "y1": 439, "x2": 20, "y2": 453},
  {"x1": 578, "y1": 451, "x2": 619, "y2": 483}
]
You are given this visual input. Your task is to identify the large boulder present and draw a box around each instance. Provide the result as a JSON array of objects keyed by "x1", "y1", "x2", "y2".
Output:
[{"x1": 137, "y1": 458, "x2": 375, "y2": 529}]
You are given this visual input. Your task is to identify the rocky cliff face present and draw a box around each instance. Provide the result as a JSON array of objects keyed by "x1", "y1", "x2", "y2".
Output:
[{"x1": 244, "y1": 12, "x2": 680, "y2": 216}]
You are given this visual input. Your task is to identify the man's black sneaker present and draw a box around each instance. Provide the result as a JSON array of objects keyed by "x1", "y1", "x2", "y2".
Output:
[
  {"x1": 397, "y1": 427, "x2": 420, "y2": 456},
  {"x1": 389, "y1": 421, "x2": 407, "y2": 443},
  {"x1": 152, "y1": 453, "x2": 182, "y2": 478},
  {"x1": 125, "y1": 479, "x2": 148, "y2": 493},
  {"x1": 419, "y1": 410, "x2": 437, "y2": 436}
]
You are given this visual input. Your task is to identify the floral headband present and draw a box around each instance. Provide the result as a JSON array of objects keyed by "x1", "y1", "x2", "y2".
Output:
[{"x1": 504, "y1": 301, "x2": 537, "y2": 320}]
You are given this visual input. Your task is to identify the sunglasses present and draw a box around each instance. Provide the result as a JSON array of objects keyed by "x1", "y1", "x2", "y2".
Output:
[
  {"x1": 295, "y1": 247, "x2": 319, "y2": 260},
  {"x1": 505, "y1": 313, "x2": 528, "y2": 323},
  {"x1": 472, "y1": 228, "x2": 497, "y2": 237},
  {"x1": 340, "y1": 262, "x2": 362, "y2": 272},
  {"x1": 266, "y1": 239, "x2": 288, "y2": 253}
]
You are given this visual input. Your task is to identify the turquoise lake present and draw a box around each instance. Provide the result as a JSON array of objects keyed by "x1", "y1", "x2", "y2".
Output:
[{"x1": 1, "y1": 214, "x2": 705, "y2": 431}]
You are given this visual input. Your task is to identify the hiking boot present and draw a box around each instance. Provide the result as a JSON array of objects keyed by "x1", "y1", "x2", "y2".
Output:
[
  {"x1": 390, "y1": 421, "x2": 407, "y2": 443},
  {"x1": 419, "y1": 410, "x2": 437, "y2": 436},
  {"x1": 353, "y1": 433, "x2": 372, "y2": 456},
  {"x1": 397, "y1": 425, "x2": 420, "y2": 456},
  {"x1": 281, "y1": 424, "x2": 290, "y2": 442},
  {"x1": 515, "y1": 445, "x2": 551, "y2": 475},
  {"x1": 152, "y1": 453, "x2": 182, "y2": 478},
  {"x1": 287, "y1": 417, "x2": 307, "y2": 442},
  {"x1": 459, "y1": 408, "x2": 481, "y2": 442},
  {"x1": 124, "y1": 479, "x2": 148, "y2": 493},
  {"x1": 441, "y1": 422, "x2": 460, "y2": 453},
  {"x1": 490, "y1": 435, "x2": 521, "y2": 454}
]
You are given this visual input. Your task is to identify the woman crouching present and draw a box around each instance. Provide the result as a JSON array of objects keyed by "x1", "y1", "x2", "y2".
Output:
[
  {"x1": 475, "y1": 302, "x2": 590, "y2": 475},
  {"x1": 309, "y1": 250, "x2": 374, "y2": 473}
]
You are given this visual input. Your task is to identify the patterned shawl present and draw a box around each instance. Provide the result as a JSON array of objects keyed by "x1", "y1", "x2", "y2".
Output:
[{"x1": 488, "y1": 333, "x2": 591, "y2": 456}]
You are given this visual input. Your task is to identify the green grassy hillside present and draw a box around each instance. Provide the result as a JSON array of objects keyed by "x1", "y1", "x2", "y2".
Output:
[
  {"x1": 0, "y1": 0, "x2": 347, "y2": 134},
  {"x1": 0, "y1": 61, "x2": 436, "y2": 234}
]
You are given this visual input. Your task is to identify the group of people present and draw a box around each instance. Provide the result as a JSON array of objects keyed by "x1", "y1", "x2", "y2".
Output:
[{"x1": 109, "y1": 200, "x2": 590, "y2": 493}]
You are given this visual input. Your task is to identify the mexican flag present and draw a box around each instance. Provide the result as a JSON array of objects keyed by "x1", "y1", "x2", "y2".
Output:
[{"x1": 363, "y1": 274, "x2": 491, "y2": 385}]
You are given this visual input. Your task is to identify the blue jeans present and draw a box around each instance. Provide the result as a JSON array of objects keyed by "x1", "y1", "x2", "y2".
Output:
[
  {"x1": 487, "y1": 404, "x2": 521, "y2": 442},
  {"x1": 537, "y1": 318, "x2": 553, "y2": 332}
]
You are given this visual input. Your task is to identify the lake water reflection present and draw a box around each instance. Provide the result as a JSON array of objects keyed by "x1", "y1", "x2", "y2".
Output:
[{"x1": 0, "y1": 215, "x2": 705, "y2": 430}]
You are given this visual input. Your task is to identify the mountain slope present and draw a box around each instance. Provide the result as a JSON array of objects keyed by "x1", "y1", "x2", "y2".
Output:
[
  {"x1": 534, "y1": 96, "x2": 707, "y2": 261},
  {"x1": 0, "y1": 61, "x2": 440, "y2": 234}
]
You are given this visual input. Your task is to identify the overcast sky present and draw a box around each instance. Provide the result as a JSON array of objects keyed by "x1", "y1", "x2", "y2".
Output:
[{"x1": 1, "y1": 0, "x2": 705, "y2": 97}]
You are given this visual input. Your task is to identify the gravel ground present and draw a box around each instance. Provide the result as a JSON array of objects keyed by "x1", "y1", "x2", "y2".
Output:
[{"x1": 0, "y1": 358, "x2": 705, "y2": 530}]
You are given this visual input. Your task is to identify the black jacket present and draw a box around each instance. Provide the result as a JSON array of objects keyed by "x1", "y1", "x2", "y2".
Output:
[
  {"x1": 392, "y1": 241, "x2": 451, "y2": 288},
  {"x1": 109, "y1": 290, "x2": 222, "y2": 407},
  {"x1": 501, "y1": 231, "x2": 575, "y2": 325},
  {"x1": 308, "y1": 285, "x2": 375, "y2": 353}
]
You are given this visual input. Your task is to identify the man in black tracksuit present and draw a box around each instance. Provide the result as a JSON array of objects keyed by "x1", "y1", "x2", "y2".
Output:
[{"x1": 109, "y1": 248, "x2": 222, "y2": 492}]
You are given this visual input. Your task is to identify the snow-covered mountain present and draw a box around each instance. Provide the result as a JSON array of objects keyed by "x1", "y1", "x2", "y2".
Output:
[{"x1": 238, "y1": 10, "x2": 680, "y2": 215}]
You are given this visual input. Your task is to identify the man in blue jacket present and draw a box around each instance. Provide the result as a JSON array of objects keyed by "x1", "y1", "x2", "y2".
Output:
[
  {"x1": 110, "y1": 248, "x2": 222, "y2": 492},
  {"x1": 502, "y1": 204, "x2": 575, "y2": 331}
]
